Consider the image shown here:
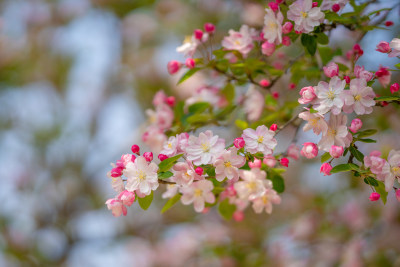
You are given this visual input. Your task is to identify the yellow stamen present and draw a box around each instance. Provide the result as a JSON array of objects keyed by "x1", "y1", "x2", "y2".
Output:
[
  {"x1": 354, "y1": 94, "x2": 361, "y2": 101},
  {"x1": 234, "y1": 40, "x2": 241, "y2": 46},
  {"x1": 224, "y1": 161, "x2": 232, "y2": 168},
  {"x1": 301, "y1": 11, "x2": 308, "y2": 18},
  {"x1": 392, "y1": 166, "x2": 400, "y2": 176},
  {"x1": 246, "y1": 181, "x2": 257, "y2": 191},
  {"x1": 257, "y1": 136, "x2": 264, "y2": 143},
  {"x1": 138, "y1": 171, "x2": 146, "y2": 180},
  {"x1": 194, "y1": 189, "x2": 203, "y2": 197},
  {"x1": 167, "y1": 143, "x2": 172, "y2": 149},
  {"x1": 310, "y1": 117, "x2": 320, "y2": 126},
  {"x1": 262, "y1": 195, "x2": 269, "y2": 204},
  {"x1": 327, "y1": 89, "x2": 335, "y2": 100},
  {"x1": 328, "y1": 128, "x2": 337, "y2": 137},
  {"x1": 201, "y1": 143, "x2": 210, "y2": 152}
]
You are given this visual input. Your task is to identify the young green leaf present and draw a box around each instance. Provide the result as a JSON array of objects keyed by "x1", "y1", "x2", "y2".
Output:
[
  {"x1": 375, "y1": 96, "x2": 400, "y2": 102},
  {"x1": 363, "y1": 177, "x2": 378, "y2": 187},
  {"x1": 158, "y1": 171, "x2": 174, "y2": 179},
  {"x1": 349, "y1": 146, "x2": 364, "y2": 163},
  {"x1": 375, "y1": 181, "x2": 388, "y2": 205},
  {"x1": 357, "y1": 129, "x2": 377, "y2": 138},
  {"x1": 138, "y1": 191, "x2": 154, "y2": 210},
  {"x1": 330, "y1": 163, "x2": 359, "y2": 173},
  {"x1": 188, "y1": 102, "x2": 210, "y2": 113},
  {"x1": 218, "y1": 198, "x2": 236, "y2": 221},
  {"x1": 161, "y1": 194, "x2": 181, "y2": 214},
  {"x1": 321, "y1": 152, "x2": 331, "y2": 163},
  {"x1": 178, "y1": 68, "x2": 201, "y2": 84},
  {"x1": 158, "y1": 154, "x2": 183, "y2": 172},
  {"x1": 268, "y1": 170, "x2": 285, "y2": 193},
  {"x1": 301, "y1": 34, "x2": 317, "y2": 56}
]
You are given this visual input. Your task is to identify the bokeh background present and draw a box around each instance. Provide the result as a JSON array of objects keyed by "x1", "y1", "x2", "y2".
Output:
[{"x1": 0, "y1": 0, "x2": 399, "y2": 266}]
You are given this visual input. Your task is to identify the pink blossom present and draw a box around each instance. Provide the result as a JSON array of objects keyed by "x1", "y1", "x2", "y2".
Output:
[
  {"x1": 161, "y1": 136, "x2": 178, "y2": 157},
  {"x1": 167, "y1": 60, "x2": 181, "y2": 75},
  {"x1": 282, "y1": 22, "x2": 293, "y2": 34},
  {"x1": 162, "y1": 184, "x2": 179, "y2": 199},
  {"x1": 222, "y1": 25, "x2": 254, "y2": 57},
  {"x1": 111, "y1": 167, "x2": 123, "y2": 178},
  {"x1": 180, "y1": 180, "x2": 215, "y2": 212},
  {"x1": 288, "y1": 144, "x2": 300, "y2": 160},
  {"x1": 388, "y1": 38, "x2": 400, "y2": 57},
  {"x1": 244, "y1": 86, "x2": 264, "y2": 121},
  {"x1": 349, "y1": 118, "x2": 362, "y2": 133},
  {"x1": 261, "y1": 41, "x2": 276, "y2": 56},
  {"x1": 320, "y1": 0, "x2": 348, "y2": 11},
  {"x1": 391, "y1": 83, "x2": 400, "y2": 94},
  {"x1": 369, "y1": 192, "x2": 380, "y2": 201},
  {"x1": 204, "y1": 22, "x2": 215, "y2": 33},
  {"x1": 344, "y1": 75, "x2": 350, "y2": 84},
  {"x1": 248, "y1": 158, "x2": 262, "y2": 169},
  {"x1": 234, "y1": 169, "x2": 269, "y2": 200},
  {"x1": 118, "y1": 190, "x2": 135, "y2": 207},
  {"x1": 195, "y1": 167, "x2": 203, "y2": 176},
  {"x1": 263, "y1": 155, "x2": 277, "y2": 167},
  {"x1": 354, "y1": 65, "x2": 373, "y2": 82},
  {"x1": 193, "y1": 29, "x2": 203, "y2": 40},
  {"x1": 396, "y1": 189, "x2": 400, "y2": 202},
  {"x1": 314, "y1": 76, "x2": 346, "y2": 115},
  {"x1": 364, "y1": 150, "x2": 387, "y2": 175},
  {"x1": 329, "y1": 146, "x2": 344, "y2": 158},
  {"x1": 323, "y1": 62, "x2": 339, "y2": 78},
  {"x1": 234, "y1": 137, "x2": 245, "y2": 149},
  {"x1": 320, "y1": 163, "x2": 332, "y2": 176},
  {"x1": 252, "y1": 186, "x2": 281, "y2": 214},
  {"x1": 214, "y1": 148, "x2": 246, "y2": 181},
  {"x1": 172, "y1": 162, "x2": 200, "y2": 186},
  {"x1": 287, "y1": 0, "x2": 324, "y2": 33},
  {"x1": 382, "y1": 149, "x2": 400, "y2": 191},
  {"x1": 146, "y1": 103, "x2": 174, "y2": 130},
  {"x1": 268, "y1": 2, "x2": 279, "y2": 11},
  {"x1": 124, "y1": 156, "x2": 159, "y2": 195},
  {"x1": 142, "y1": 127, "x2": 167, "y2": 154},
  {"x1": 375, "y1": 66, "x2": 391, "y2": 87},
  {"x1": 186, "y1": 130, "x2": 225, "y2": 165},
  {"x1": 298, "y1": 110, "x2": 328, "y2": 135},
  {"x1": 242, "y1": 125, "x2": 277, "y2": 155},
  {"x1": 263, "y1": 8, "x2": 283, "y2": 44},
  {"x1": 185, "y1": 58, "x2": 195, "y2": 69},
  {"x1": 280, "y1": 157, "x2": 289, "y2": 167},
  {"x1": 143, "y1": 152, "x2": 153, "y2": 162},
  {"x1": 105, "y1": 198, "x2": 127, "y2": 217},
  {"x1": 318, "y1": 114, "x2": 349, "y2": 152},
  {"x1": 282, "y1": 36, "x2": 291, "y2": 46},
  {"x1": 131, "y1": 144, "x2": 140, "y2": 154},
  {"x1": 376, "y1": 41, "x2": 391, "y2": 53},
  {"x1": 301, "y1": 142, "x2": 318, "y2": 159},
  {"x1": 152, "y1": 91, "x2": 168, "y2": 106},
  {"x1": 343, "y1": 78, "x2": 376, "y2": 115},
  {"x1": 298, "y1": 86, "x2": 316, "y2": 104},
  {"x1": 233, "y1": 211, "x2": 245, "y2": 221},
  {"x1": 176, "y1": 132, "x2": 189, "y2": 153}
]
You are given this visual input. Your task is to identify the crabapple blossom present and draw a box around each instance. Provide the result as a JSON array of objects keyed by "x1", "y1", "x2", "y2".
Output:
[
  {"x1": 185, "y1": 58, "x2": 195, "y2": 69},
  {"x1": 369, "y1": 192, "x2": 380, "y2": 202},
  {"x1": 282, "y1": 22, "x2": 293, "y2": 34},
  {"x1": 131, "y1": 144, "x2": 140, "y2": 154},
  {"x1": 261, "y1": 41, "x2": 276, "y2": 56},
  {"x1": 118, "y1": 190, "x2": 135, "y2": 207},
  {"x1": 142, "y1": 127, "x2": 167, "y2": 153},
  {"x1": 320, "y1": 163, "x2": 332, "y2": 176},
  {"x1": 244, "y1": 86, "x2": 264, "y2": 121},
  {"x1": 222, "y1": 24, "x2": 254, "y2": 57},
  {"x1": 329, "y1": 146, "x2": 344, "y2": 158},
  {"x1": 242, "y1": 125, "x2": 277, "y2": 155},
  {"x1": 288, "y1": 144, "x2": 300, "y2": 160},
  {"x1": 176, "y1": 33, "x2": 208, "y2": 57},
  {"x1": 161, "y1": 136, "x2": 178, "y2": 157},
  {"x1": 268, "y1": 2, "x2": 279, "y2": 11},
  {"x1": 391, "y1": 83, "x2": 399, "y2": 94},
  {"x1": 248, "y1": 158, "x2": 262, "y2": 169},
  {"x1": 146, "y1": 103, "x2": 174, "y2": 130},
  {"x1": 234, "y1": 137, "x2": 245, "y2": 149},
  {"x1": 111, "y1": 167, "x2": 122, "y2": 178},
  {"x1": 314, "y1": 76, "x2": 346, "y2": 115},
  {"x1": 298, "y1": 86, "x2": 316, "y2": 104},
  {"x1": 323, "y1": 62, "x2": 339, "y2": 78},
  {"x1": 349, "y1": 118, "x2": 362, "y2": 133},
  {"x1": 195, "y1": 167, "x2": 203, "y2": 176},
  {"x1": 234, "y1": 169, "x2": 268, "y2": 201},
  {"x1": 388, "y1": 38, "x2": 400, "y2": 57},
  {"x1": 263, "y1": 8, "x2": 283, "y2": 44},
  {"x1": 318, "y1": 114, "x2": 349, "y2": 152},
  {"x1": 343, "y1": 78, "x2": 376, "y2": 115},
  {"x1": 172, "y1": 162, "x2": 200, "y2": 186},
  {"x1": 354, "y1": 65, "x2": 373, "y2": 82},
  {"x1": 143, "y1": 152, "x2": 153, "y2": 162},
  {"x1": 263, "y1": 155, "x2": 277, "y2": 167},
  {"x1": 204, "y1": 22, "x2": 215, "y2": 33},
  {"x1": 167, "y1": 60, "x2": 181, "y2": 75},
  {"x1": 193, "y1": 29, "x2": 203, "y2": 40},
  {"x1": 320, "y1": 0, "x2": 348, "y2": 11},
  {"x1": 344, "y1": 75, "x2": 350, "y2": 84},
  {"x1": 166, "y1": 96, "x2": 175, "y2": 106},
  {"x1": 364, "y1": 151, "x2": 387, "y2": 179},
  {"x1": 376, "y1": 41, "x2": 391, "y2": 53},
  {"x1": 287, "y1": 0, "x2": 324, "y2": 33},
  {"x1": 105, "y1": 199, "x2": 127, "y2": 217},
  {"x1": 251, "y1": 185, "x2": 281, "y2": 214},
  {"x1": 375, "y1": 66, "x2": 391, "y2": 87},
  {"x1": 298, "y1": 110, "x2": 328, "y2": 135},
  {"x1": 180, "y1": 180, "x2": 215, "y2": 212},
  {"x1": 301, "y1": 142, "x2": 318, "y2": 159},
  {"x1": 214, "y1": 148, "x2": 246, "y2": 182},
  {"x1": 176, "y1": 132, "x2": 189, "y2": 153},
  {"x1": 124, "y1": 156, "x2": 159, "y2": 195},
  {"x1": 158, "y1": 154, "x2": 168, "y2": 161},
  {"x1": 381, "y1": 150, "x2": 400, "y2": 191},
  {"x1": 162, "y1": 184, "x2": 179, "y2": 199},
  {"x1": 186, "y1": 130, "x2": 225, "y2": 165},
  {"x1": 270, "y1": 124, "x2": 278, "y2": 131},
  {"x1": 280, "y1": 157, "x2": 289, "y2": 167}
]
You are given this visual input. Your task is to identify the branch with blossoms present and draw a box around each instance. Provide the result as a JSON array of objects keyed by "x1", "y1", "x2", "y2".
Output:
[{"x1": 105, "y1": 0, "x2": 400, "y2": 219}]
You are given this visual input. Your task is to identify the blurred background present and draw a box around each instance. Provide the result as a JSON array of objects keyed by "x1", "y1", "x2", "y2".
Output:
[{"x1": 0, "y1": 0, "x2": 399, "y2": 266}]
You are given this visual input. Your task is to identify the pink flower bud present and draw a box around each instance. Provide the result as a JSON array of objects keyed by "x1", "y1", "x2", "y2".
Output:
[
  {"x1": 282, "y1": 22, "x2": 293, "y2": 34},
  {"x1": 249, "y1": 158, "x2": 262, "y2": 169},
  {"x1": 353, "y1": 44, "x2": 364, "y2": 57},
  {"x1": 298, "y1": 86, "x2": 316, "y2": 104},
  {"x1": 111, "y1": 167, "x2": 123, "y2": 177},
  {"x1": 234, "y1": 137, "x2": 245, "y2": 149},
  {"x1": 385, "y1": 21, "x2": 394, "y2": 27},
  {"x1": 195, "y1": 167, "x2": 203, "y2": 175},
  {"x1": 390, "y1": 83, "x2": 399, "y2": 94},
  {"x1": 118, "y1": 190, "x2": 135, "y2": 207},
  {"x1": 204, "y1": 22, "x2": 215, "y2": 33},
  {"x1": 272, "y1": 92, "x2": 279, "y2": 99},
  {"x1": 329, "y1": 146, "x2": 344, "y2": 158},
  {"x1": 143, "y1": 152, "x2": 153, "y2": 162},
  {"x1": 332, "y1": 3, "x2": 340, "y2": 12},
  {"x1": 312, "y1": 2, "x2": 318, "y2": 7},
  {"x1": 167, "y1": 60, "x2": 181, "y2": 75},
  {"x1": 233, "y1": 210, "x2": 244, "y2": 222},
  {"x1": 323, "y1": 62, "x2": 339, "y2": 78},
  {"x1": 131, "y1": 155, "x2": 136, "y2": 162},
  {"x1": 320, "y1": 163, "x2": 332, "y2": 176},
  {"x1": 158, "y1": 154, "x2": 168, "y2": 161},
  {"x1": 369, "y1": 192, "x2": 380, "y2": 201},
  {"x1": 282, "y1": 36, "x2": 291, "y2": 46},
  {"x1": 194, "y1": 29, "x2": 203, "y2": 40},
  {"x1": 376, "y1": 41, "x2": 391, "y2": 53},
  {"x1": 185, "y1": 58, "x2": 196, "y2": 69},
  {"x1": 259, "y1": 79, "x2": 270, "y2": 87},
  {"x1": 287, "y1": 144, "x2": 300, "y2": 160},
  {"x1": 349, "y1": 118, "x2": 362, "y2": 133},
  {"x1": 263, "y1": 155, "x2": 277, "y2": 167},
  {"x1": 280, "y1": 157, "x2": 289, "y2": 167},
  {"x1": 261, "y1": 41, "x2": 276, "y2": 56},
  {"x1": 301, "y1": 142, "x2": 318, "y2": 159},
  {"x1": 268, "y1": 2, "x2": 279, "y2": 12},
  {"x1": 289, "y1": 83, "x2": 296, "y2": 90},
  {"x1": 131, "y1": 144, "x2": 140, "y2": 154},
  {"x1": 396, "y1": 189, "x2": 400, "y2": 202},
  {"x1": 344, "y1": 75, "x2": 350, "y2": 84},
  {"x1": 270, "y1": 124, "x2": 278, "y2": 131},
  {"x1": 165, "y1": 96, "x2": 176, "y2": 106}
]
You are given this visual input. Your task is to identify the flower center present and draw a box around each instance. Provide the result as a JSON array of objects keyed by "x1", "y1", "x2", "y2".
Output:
[
  {"x1": 392, "y1": 166, "x2": 400, "y2": 176},
  {"x1": 246, "y1": 181, "x2": 257, "y2": 191},
  {"x1": 262, "y1": 195, "x2": 269, "y2": 204},
  {"x1": 301, "y1": 11, "x2": 308, "y2": 18},
  {"x1": 310, "y1": 117, "x2": 320, "y2": 126},
  {"x1": 268, "y1": 22, "x2": 277, "y2": 29},
  {"x1": 184, "y1": 171, "x2": 191, "y2": 179},
  {"x1": 257, "y1": 136, "x2": 264, "y2": 143},
  {"x1": 167, "y1": 143, "x2": 173, "y2": 149},
  {"x1": 354, "y1": 94, "x2": 362, "y2": 101},
  {"x1": 201, "y1": 143, "x2": 210, "y2": 152},
  {"x1": 234, "y1": 40, "x2": 241, "y2": 46},
  {"x1": 328, "y1": 128, "x2": 336, "y2": 137},
  {"x1": 194, "y1": 188, "x2": 203, "y2": 197},
  {"x1": 138, "y1": 170, "x2": 146, "y2": 180},
  {"x1": 327, "y1": 89, "x2": 335, "y2": 100},
  {"x1": 224, "y1": 161, "x2": 232, "y2": 168}
]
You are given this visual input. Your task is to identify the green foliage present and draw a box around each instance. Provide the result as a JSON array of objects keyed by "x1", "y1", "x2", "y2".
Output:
[
  {"x1": 301, "y1": 34, "x2": 317, "y2": 56},
  {"x1": 349, "y1": 146, "x2": 364, "y2": 163},
  {"x1": 364, "y1": 177, "x2": 378, "y2": 187},
  {"x1": 268, "y1": 170, "x2": 285, "y2": 193},
  {"x1": 161, "y1": 194, "x2": 181, "y2": 214},
  {"x1": 138, "y1": 191, "x2": 154, "y2": 210},
  {"x1": 158, "y1": 154, "x2": 184, "y2": 172},
  {"x1": 178, "y1": 68, "x2": 201, "y2": 84},
  {"x1": 235, "y1": 119, "x2": 248, "y2": 130},
  {"x1": 218, "y1": 198, "x2": 236, "y2": 220},
  {"x1": 158, "y1": 171, "x2": 174, "y2": 179},
  {"x1": 330, "y1": 163, "x2": 359, "y2": 173},
  {"x1": 356, "y1": 129, "x2": 377, "y2": 138},
  {"x1": 188, "y1": 102, "x2": 210, "y2": 113},
  {"x1": 321, "y1": 152, "x2": 331, "y2": 163},
  {"x1": 375, "y1": 181, "x2": 388, "y2": 204},
  {"x1": 375, "y1": 96, "x2": 400, "y2": 102}
]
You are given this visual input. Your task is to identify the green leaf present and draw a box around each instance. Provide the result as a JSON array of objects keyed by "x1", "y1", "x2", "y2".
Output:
[
  {"x1": 212, "y1": 187, "x2": 225, "y2": 195},
  {"x1": 395, "y1": 63, "x2": 400, "y2": 69},
  {"x1": 186, "y1": 113, "x2": 213, "y2": 124},
  {"x1": 301, "y1": 34, "x2": 317, "y2": 56},
  {"x1": 174, "y1": 101, "x2": 184, "y2": 123},
  {"x1": 188, "y1": 102, "x2": 210, "y2": 113},
  {"x1": 235, "y1": 119, "x2": 248, "y2": 130},
  {"x1": 321, "y1": 152, "x2": 331, "y2": 163},
  {"x1": 265, "y1": 94, "x2": 278, "y2": 106},
  {"x1": 177, "y1": 68, "x2": 201, "y2": 84},
  {"x1": 309, "y1": 107, "x2": 318, "y2": 113},
  {"x1": 158, "y1": 154, "x2": 183, "y2": 172},
  {"x1": 138, "y1": 191, "x2": 153, "y2": 210},
  {"x1": 268, "y1": 171, "x2": 285, "y2": 193},
  {"x1": 375, "y1": 181, "x2": 388, "y2": 204},
  {"x1": 158, "y1": 171, "x2": 173, "y2": 179},
  {"x1": 221, "y1": 83, "x2": 235, "y2": 103},
  {"x1": 357, "y1": 138, "x2": 376, "y2": 143},
  {"x1": 364, "y1": 177, "x2": 378, "y2": 187},
  {"x1": 337, "y1": 63, "x2": 349, "y2": 72},
  {"x1": 357, "y1": 129, "x2": 377, "y2": 138},
  {"x1": 218, "y1": 198, "x2": 236, "y2": 221},
  {"x1": 161, "y1": 194, "x2": 181, "y2": 214},
  {"x1": 215, "y1": 105, "x2": 235, "y2": 119},
  {"x1": 375, "y1": 96, "x2": 400, "y2": 102},
  {"x1": 330, "y1": 163, "x2": 359, "y2": 173},
  {"x1": 316, "y1": 33, "x2": 329, "y2": 45},
  {"x1": 349, "y1": 146, "x2": 364, "y2": 163}
]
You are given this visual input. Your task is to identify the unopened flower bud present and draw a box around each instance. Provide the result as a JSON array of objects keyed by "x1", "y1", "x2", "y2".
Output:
[
  {"x1": 194, "y1": 29, "x2": 203, "y2": 40},
  {"x1": 204, "y1": 22, "x2": 215, "y2": 33},
  {"x1": 131, "y1": 144, "x2": 140, "y2": 154},
  {"x1": 376, "y1": 41, "x2": 391, "y2": 53},
  {"x1": 282, "y1": 22, "x2": 293, "y2": 34},
  {"x1": 158, "y1": 154, "x2": 168, "y2": 161},
  {"x1": 259, "y1": 79, "x2": 270, "y2": 87},
  {"x1": 185, "y1": 58, "x2": 196, "y2": 69},
  {"x1": 320, "y1": 163, "x2": 332, "y2": 176},
  {"x1": 234, "y1": 137, "x2": 245, "y2": 149},
  {"x1": 332, "y1": 3, "x2": 340, "y2": 12},
  {"x1": 349, "y1": 118, "x2": 362, "y2": 133},
  {"x1": 270, "y1": 124, "x2": 278, "y2": 131},
  {"x1": 280, "y1": 157, "x2": 289, "y2": 167},
  {"x1": 165, "y1": 96, "x2": 176, "y2": 106},
  {"x1": 390, "y1": 83, "x2": 399, "y2": 94},
  {"x1": 195, "y1": 167, "x2": 203, "y2": 175},
  {"x1": 301, "y1": 142, "x2": 318, "y2": 159},
  {"x1": 329, "y1": 146, "x2": 344, "y2": 158},
  {"x1": 167, "y1": 60, "x2": 181, "y2": 75},
  {"x1": 249, "y1": 159, "x2": 262, "y2": 169},
  {"x1": 143, "y1": 152, "x2": 153, "y2": 162},
  {"x1": 111, "y1": 167, "x2": 123, "y2": 178},
  {"x1": 369, "y1": 192, "x2": 380, "y2": 201}
]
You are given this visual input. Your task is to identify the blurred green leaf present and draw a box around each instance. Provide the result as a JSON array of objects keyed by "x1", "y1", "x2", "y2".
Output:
[
  {"x1": 218, "y1": 199, "x2": 236, "y2": 221},
  {"x1": 161, "y1": 194, "x2": 181, "y2": 214},
  {"x1": 158, "y1": 154, "x2": 183, "y2": 172},
  {"x1": 138, "y1": 191, "x2": 153, "y2": 210}
]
